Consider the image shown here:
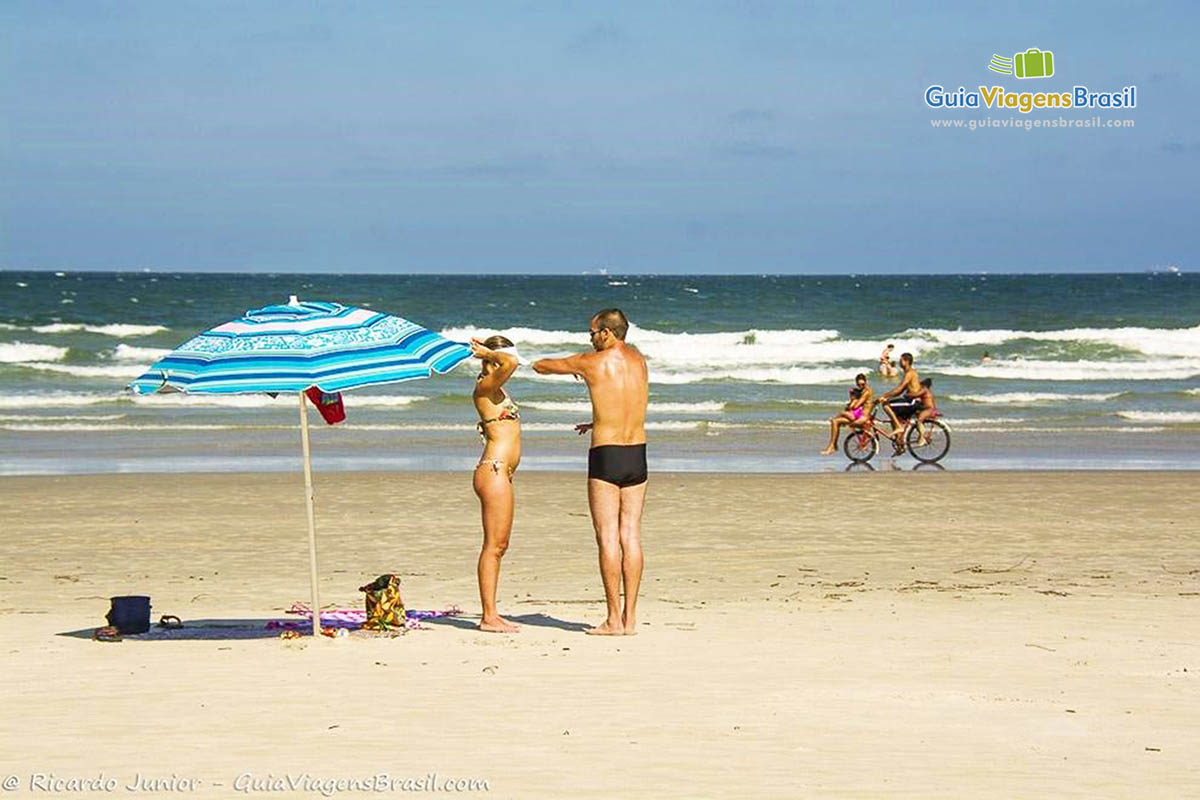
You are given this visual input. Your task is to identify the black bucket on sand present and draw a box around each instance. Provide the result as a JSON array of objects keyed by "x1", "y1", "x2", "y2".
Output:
[{"x1": 106, "y1": 596, "x2": 151, "y2": 634}]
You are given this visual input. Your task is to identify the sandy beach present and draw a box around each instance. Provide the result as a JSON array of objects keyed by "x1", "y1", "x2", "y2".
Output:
[{"x1": 1, "y1": 469, "x2": 1197, "y2": 798}]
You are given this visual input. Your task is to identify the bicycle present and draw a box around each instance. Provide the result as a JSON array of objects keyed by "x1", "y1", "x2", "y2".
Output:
[{"x1": 842, "y1": 403, "x2": 951, "y2": 464}]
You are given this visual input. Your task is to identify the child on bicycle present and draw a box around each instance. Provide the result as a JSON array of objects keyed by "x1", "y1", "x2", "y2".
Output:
[{"x1": 910, "y1": 377, "x2": 937, "y2": 446}]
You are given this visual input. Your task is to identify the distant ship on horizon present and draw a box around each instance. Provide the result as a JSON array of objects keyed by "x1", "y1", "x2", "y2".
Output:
[{"x1": 1147, "y1": 262, "x2": 1183, "y2": 274}]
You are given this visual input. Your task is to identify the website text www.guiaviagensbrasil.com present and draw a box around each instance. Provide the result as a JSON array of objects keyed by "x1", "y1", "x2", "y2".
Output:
[{"x1": 930, "y1": 116, "x2": 1134, "y2": 131}]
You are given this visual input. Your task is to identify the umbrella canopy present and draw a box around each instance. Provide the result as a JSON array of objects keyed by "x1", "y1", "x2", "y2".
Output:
[
  {"x1": 126, "y1": 297, "x2": 472, "y2": 638},
  {"x1": 130, "y1": 298, "x2": 469, "y2": 395}
]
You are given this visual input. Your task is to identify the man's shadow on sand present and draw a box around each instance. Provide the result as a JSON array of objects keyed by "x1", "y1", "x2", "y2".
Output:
[{"x1": 423, "y1": 613, "x2": 590, "y2": 633}]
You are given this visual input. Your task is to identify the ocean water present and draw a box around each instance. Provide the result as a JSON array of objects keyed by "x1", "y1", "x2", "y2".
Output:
[{"x1": 1, "y1": 271, "x2": 1197, "y2": 475}]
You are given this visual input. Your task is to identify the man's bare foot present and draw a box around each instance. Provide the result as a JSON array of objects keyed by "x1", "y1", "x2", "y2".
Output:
[
  {"x1": 622, "y1": 615, "x2": 637, "y2": 635},
  {"x1": 819, "y1": 446, "x2": 836, "y2": 456},
  {"x1": 478, "y1": 616, "x2": 520, "y2": 633},
  {"x1": 585, "y1": 619, "x2": 624, "y2": 636}
]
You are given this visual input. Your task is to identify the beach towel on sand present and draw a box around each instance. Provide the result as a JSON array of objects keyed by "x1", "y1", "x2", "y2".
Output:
[{"x1": 264, "y1": 599, "x2": 461, "y2": 633}]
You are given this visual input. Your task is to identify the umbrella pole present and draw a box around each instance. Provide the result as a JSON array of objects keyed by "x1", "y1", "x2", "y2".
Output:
[{"x1": 298, "y1": 391, "x2": 321, "y2": 639}]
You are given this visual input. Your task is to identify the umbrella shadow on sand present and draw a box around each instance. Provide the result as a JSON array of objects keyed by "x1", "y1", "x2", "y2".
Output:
[
  {"x1": 59, "y1": 613, "x2": 592, "y2": 640},
  {"x1": 58, "y1": 620, "x2": 291, "y2": 641},
  {"x1": 423, "y1": 613, "x2": 591, "y2": 633}
]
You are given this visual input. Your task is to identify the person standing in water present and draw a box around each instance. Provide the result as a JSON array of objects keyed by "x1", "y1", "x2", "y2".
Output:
[
  {"x1": 533, "y1": 309, "x2": 649, "y2": 635},
  {"x1": 879, "y1": 343, "x2": 897, "y2": 378}
]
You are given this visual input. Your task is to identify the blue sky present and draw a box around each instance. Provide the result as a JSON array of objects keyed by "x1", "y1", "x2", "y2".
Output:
[{"x1": 1, "y1": 2, "x2": 1196, "y2": 273}]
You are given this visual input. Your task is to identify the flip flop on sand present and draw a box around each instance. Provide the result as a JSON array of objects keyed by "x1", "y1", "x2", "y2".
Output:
[{"x1": 93, "y1": 626, "x2": 122, "y2": 642}]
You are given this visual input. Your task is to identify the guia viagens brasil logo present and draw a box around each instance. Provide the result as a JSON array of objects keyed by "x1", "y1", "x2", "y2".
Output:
[{"x1": 925, "y1": 48, "x2": 1136, "y2": 113}]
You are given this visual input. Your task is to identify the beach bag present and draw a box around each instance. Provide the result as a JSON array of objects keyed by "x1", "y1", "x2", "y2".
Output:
[
  {"x1": 106, "y1": 595, "x2": 151, "y2": 634},
  {"x1": 358, "y1": 574, "x2": 406, "y2": 630}
]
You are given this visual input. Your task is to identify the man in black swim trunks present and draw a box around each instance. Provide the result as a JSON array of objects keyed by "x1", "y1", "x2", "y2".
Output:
[
  {"x1": 879, "y1": 352, "x2": 922, "y2": 450},
  {"x1": 533, "y1": 308, "x2": 649, "y2": 636}
]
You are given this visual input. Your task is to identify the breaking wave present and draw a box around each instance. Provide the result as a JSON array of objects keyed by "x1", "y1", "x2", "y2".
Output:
[
  {"x1": 947, "y1": 392, "x2": 1123, "y2": 404},
  {"x1": 0, "y1": 342, "x2": 69, "y2": 363}
]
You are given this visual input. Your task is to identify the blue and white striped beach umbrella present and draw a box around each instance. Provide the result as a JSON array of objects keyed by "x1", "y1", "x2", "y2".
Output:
[
  {"x1": 127, "y1": 297, "x2": 472, "y2": 638},
  {"x1": 129, "y1": 298, "x2": 470, "y2": 395}
]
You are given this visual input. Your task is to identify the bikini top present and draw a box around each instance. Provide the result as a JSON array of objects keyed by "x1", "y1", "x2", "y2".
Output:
[{"x1": 477, "y1": 390, "x2": 520, "y2": 439}]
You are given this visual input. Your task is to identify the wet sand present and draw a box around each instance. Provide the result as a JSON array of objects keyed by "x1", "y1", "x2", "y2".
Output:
[{"x1": 1, "y1": 470, "x2": 1197, "y2": 798}]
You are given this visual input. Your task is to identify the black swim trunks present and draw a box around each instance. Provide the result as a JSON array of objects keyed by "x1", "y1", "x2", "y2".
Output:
[
  {"x1": 588, "y1": 444, "x2": 648, "y2": 488},
  {"x1": 886, "y1": 396, "x2": 921, "y2": 419}
]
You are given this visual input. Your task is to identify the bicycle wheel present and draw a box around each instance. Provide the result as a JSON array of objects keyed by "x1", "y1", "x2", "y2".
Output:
[
  {"x1": 906, "y1": 419, "x2": 950, "y2": 463},
  {"x1": 843, "y1": 428, "x2": 878, "y2": 462}
]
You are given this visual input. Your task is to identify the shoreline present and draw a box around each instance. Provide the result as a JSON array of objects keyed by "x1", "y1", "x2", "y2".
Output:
[
  {"x1": 4, "y1": 424, "x2": 1200, "y2": 476},
  {"x1": 4, "y1": 465, "x2": 1200, "y2": 481}
]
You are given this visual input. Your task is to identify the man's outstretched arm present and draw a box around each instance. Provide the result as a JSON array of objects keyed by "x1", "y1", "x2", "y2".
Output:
[
  {"x1": 532, "y1": 352, "x2": 590, "y2": 376},
  {"x1": 881, "y1": 375, "x2": 907, "y2": 400}
]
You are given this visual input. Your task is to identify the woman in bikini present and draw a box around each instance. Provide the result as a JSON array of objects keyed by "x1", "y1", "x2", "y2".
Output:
[
  {"x1": 820, "y1": 373, "x2": 873, "y2": 455},
  {"x1": 910, "y1": 377, "x2": 938, "y2": 445},
  {"x1": 470, "y1": 335, "x2": 522, "y2": 633},
  {"x1": 878, "y1": 344, "x2": 897, "y2": 379}
]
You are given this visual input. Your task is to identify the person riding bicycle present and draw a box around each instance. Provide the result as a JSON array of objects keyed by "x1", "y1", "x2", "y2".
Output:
[
  {"x1": 820, "y1": 373, "x2": 873, "y2": 455},
  {"x1": 879, "y1": 352, "x2": 922, "y2": 451},
  {"x1": 911, "y1": 377, "x2": 938, "y2": 446}
]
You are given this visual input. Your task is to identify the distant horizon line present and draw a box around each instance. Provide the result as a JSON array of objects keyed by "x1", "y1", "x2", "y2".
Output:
[{"x1": 0, "y1": 267, "x2": 1187, "y2": 277}]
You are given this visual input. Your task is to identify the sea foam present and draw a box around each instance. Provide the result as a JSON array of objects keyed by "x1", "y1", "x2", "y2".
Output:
[
  {"x1": 111, "y1": 344, "x2": 173, "y2": 363},
  {"x1": 942, "y1": 359, "x2": 1200, "y2": 382},
  {"x1": 947, "y1": 392, "x2": 1123, "y2": 404},
  {"x1": 131, "y1": 393, "x2": 427, "y2": 408},
  {"x1": 441, "y1": 323, "x2": 1200, "y2": 382},
  {"x1": 16, "y1": 362, "x2": 146, "y2": 378},
  {"x1": 0, "y1": 342, "x2": 69, "y2": 363},
  {"x1": 28, "y1": 323, "x2": 168, "y2": 337},
  {"x1": 903, "y1": 324, "x2": 1200, "y2": 358},
  {"x1": 1116, "y1": 411, "x2": 1200, "y2": 424},
  {"x1": 521, "y1": 400, "x2": 725, "y2": 414},
  {"x1": 0, "y1": 392, "x2": 119, "y2": 409},
  {"x1": 0, "y1": 413, "x2": 126, "y2": 422}
]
